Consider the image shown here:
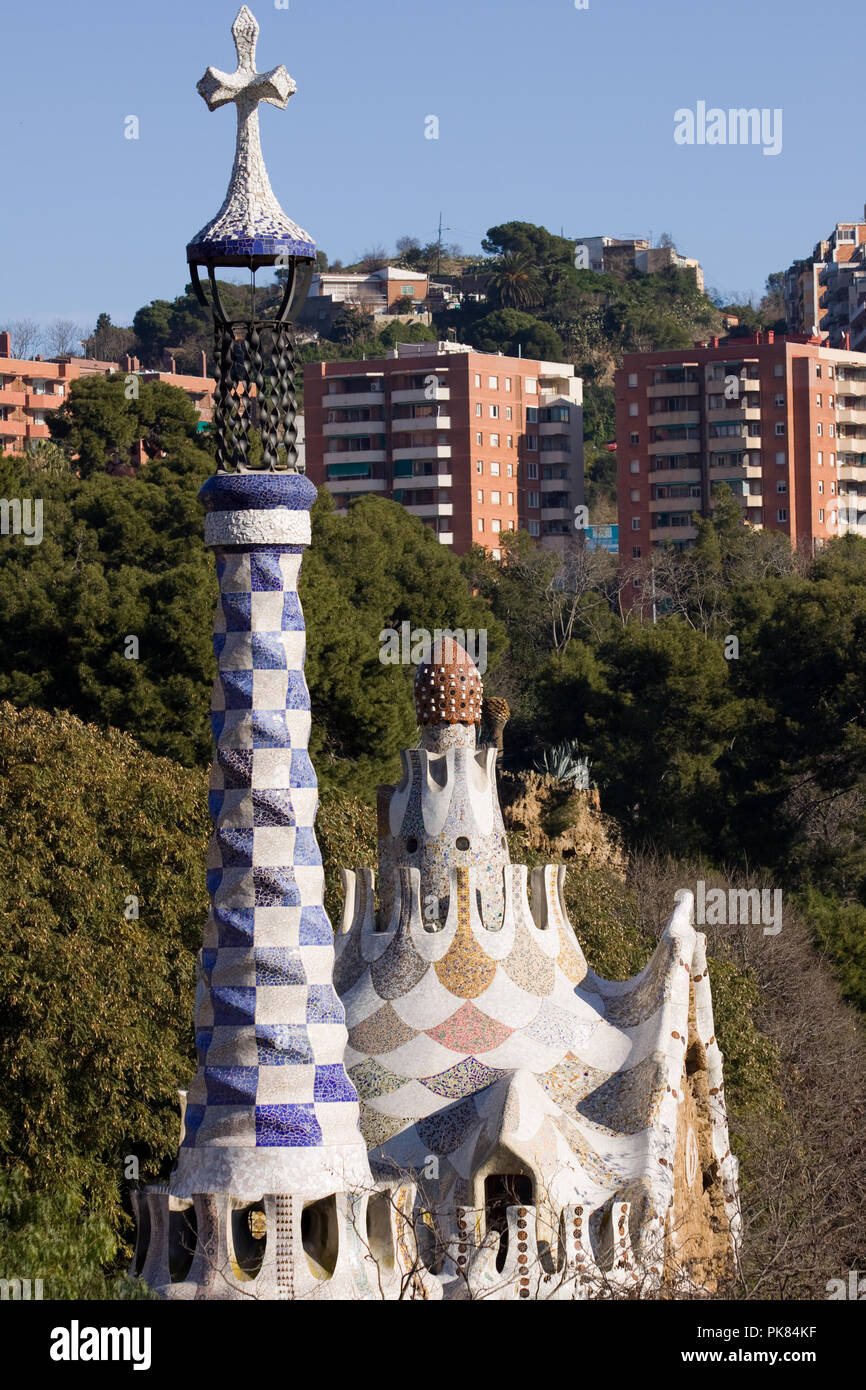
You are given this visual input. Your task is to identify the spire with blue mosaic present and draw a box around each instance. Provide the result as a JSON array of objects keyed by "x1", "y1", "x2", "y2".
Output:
[
  {"x1": 172, "y1": 473, "x2": 370, "y2": 1199},
  {"x1": 170, "y1": 6, "x2": 369, "y2": 1202}
]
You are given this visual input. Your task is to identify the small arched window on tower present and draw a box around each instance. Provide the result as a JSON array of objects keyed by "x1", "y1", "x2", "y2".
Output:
[
  {"x1": 483, "y1": 1173, "x2": 533, "y2": 1273},
  {"x1": 302, "y1": 1194, "x2": 339, "y2": 1279},
  {"x1": 168, "y1": 1202, "x2": 198, "y2": 1284},
  {"x1": 230, "y1": 1201, "x2": 267, "y2": 1281}
]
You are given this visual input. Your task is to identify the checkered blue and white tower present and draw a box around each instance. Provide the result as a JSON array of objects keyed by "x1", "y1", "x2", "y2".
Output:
[{"x1": 171, "y1": 472, "x2": 370, "y2": 1202}]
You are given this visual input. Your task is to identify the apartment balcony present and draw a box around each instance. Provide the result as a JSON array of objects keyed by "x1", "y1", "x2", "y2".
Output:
[
  {"x1": 708, "y1": 434, "x2": 760, "y2": 452},
  {"x1": 321, "y1": 390, "x2": 386, "y2": 408},
  {"x1": 706, "y1": 405, "x2": 762, "y2": 422},
  {"x1": 25, "y1": 392, "x2": 61, "y2": 409},
  {"x1": 838, "y1": 424, "x2": 866, "y2": 442},
  {"x1": 836, "y1": 379, "x2": 866, "y2": 397},
  {"x1": 541, "y1": 506, "x2": 572, "y2": 521},
  {"x1": 538, "y1": 448, "x2": 571, "y2": 465},
  {"x1": 538, "y1": 419, "x2": 573, "y2": 435},
  {"x1": 391, "y1": 386, "x2": 450, "y2": 404},
  {"x1": 650, "y1": 523, "x2": 698, "y2": 542},
  {"x1": 650, "y1": 495, "x2": 701, "y2": 513},
  {"x1": 647, "y1": 409, "x2": 700, "y2": 428},
  {"x1": 405, "y1": 502, "x2": 453, "y2": 518},
  {"x1": 540, "y1": 475, "x2": 572, "y2": 492},
  {"x1": 393, "y1": 444, "x2": 452, "y2": 460},
  {"x1": 391, "y1": 414, "x2": 451, "y2": 431},
  {"x1": 647, "y1": 381, "x2": 700, "y2": 398},
  {"x1": 706, "y1": 371, "x2": 761, "y2": 391},
  {"x1": 836, "y1": 407, "x2": 866, "y2": 426},
  {"x1": 708, "y1": 460, "x2": 763, "y2": 479},
  {"x1": 326, "y1": 477, "x2": 387, "y2": 494},
  {"x1": 0, "y1": 420, "x2": 24, "y2": 437},
  {"x1": 0, "y1": 389, "x2": 28, "y2": 408},
  {"x1": 649, "y1": 466, "x2": 702, "y2": 484},
  {"x1": 648, "y1": 437, "x2": 700, "y2": 455},
  {"x1": 325, "y1": 449, "x2": 387, "y2": 465},
  {"x1": 322, "y1": 419, "x2": 386, "y2": 436},
  {"x1": 837, "y1": 463, "x2": 866, "y2": 481}
]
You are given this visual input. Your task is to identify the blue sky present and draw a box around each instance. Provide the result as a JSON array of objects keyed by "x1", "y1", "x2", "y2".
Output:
[{"x1": 0, "y1": 0, "x2": 862, "y2": 332}]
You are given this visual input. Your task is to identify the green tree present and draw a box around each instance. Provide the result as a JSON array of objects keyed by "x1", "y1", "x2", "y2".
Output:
[
  {"x1": 48, "y1": 376, "x2": 140, "y2": 476},
  {"x1": 487, "y1": 252, "x2": 544, "y2": 310}
]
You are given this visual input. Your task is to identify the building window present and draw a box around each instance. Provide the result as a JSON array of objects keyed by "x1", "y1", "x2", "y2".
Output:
[
  {"x1": 491, "y1": 490, "x2": 501, "y2": 504},
  {"x1": 527, "y1": 462, "x2": 538, "y2": 480},
  {"x1": 491, "y1": 518, "x2": 501, "y2": 532},
  {"x1": 477, "y1": 489, "x2": 483, "y2": 502},
  {"x1": 507, "y1": 492, "x2": 514, "y2": 505},
  {"x1": 629, "y1": 460, "x2": 640, "y2": 474},
  {"x1": 476, "y1": 431, "x2": 482, "y2": 444},
  {"x1": 629, "y1": 432, "x2": 639, "y2": 445},
  {"x1": 475, "y1": 403, "x2": 482, "y2": 417},
  {"x1": 491, "y1": 547, "x2": 502, "y2": 559},
  {"x1": 528, "y1": 491, "x2": 540, "y2": 508},
  {"x1": 829, "y1": 423, "x2": 835, "y2": 437},
  {"x1": 829, "y1": 395, "x2": 835, "y2": 408},
  {"x1": 817, "y1": 481, "x2": 823, "y2": 494},
  {"x1": 631, "y1": 517, "x2": 640, "y2": 531},
  {"x1": 477, "y1": 518, "x2": 484, "y2": 531},
  {"x1": 489, "y1": 376, "x2": 498, "y2": 389},
  {"x1": 506, "y1": 463, "x2": 513, "y2": 477},
  {"x1": 476, "y1": 461, "x2": 483, "y2": 474},
  {"x1": 527, "y1": 435, "x2": 538, "y2": 450},
  {"x1": 506, "y1": 435, "x2": 513, "y2": 448},
  {"x1": 816, "y1": 394, "x2": 822, "y2": 406},
  {"x1": 528, "y1": 519, "x2": 540, "y2": 536},
  {"x1": 505, "y1": 406, "x2": 512, "y2": 421},
  {"x1": 816, "y1": 365, "x2": 822, "y2": 378},
  {"x1": 828, "y1": 366, "x2": 835, "y2": 378},
  {"x1": 816, "y1": 423, "x2": 823, "y2": 436},
  {"x1": 775, "y1": 423, "x2": 786, "y2": 436},
  {"x1": 401, "y1": 284, "x2": 415, "y2": 296},
  {"x1": 525, "y1": 378, "x2": 537, "y2": 394},
  {"x1": 774, "y1": 394, "x2": 785, "y2": 407},
  {"x1": 490, "y1": 461, "x2": 500, "y2": 476},
  {"x1": 474, "y1": 373, "x2": 481, "y2": 387},
  {"x1": 630, "y1": 488, "x2": 640, "y2": 501},
  {"x1": 628, "y1": 373, "x2": 638, "y2": 387},
  {"x1": 490, "y1": 433, "x2": 500, "y2": 447},
  {"x1": 830, "y1": 482, "x2": 836, "y2": 494},
  {"x1": 777, "y1": 508, "x2": 788, "y2": 522},
  {"x1": 632, "y1": 546, "x2": 641, "y2": 558},
  {"x1": 818, "y1": 509, "x2": 825, "y2": 522},
  {"x1": 628, "y1": 402, "x2": 639, "y2": 417},
  {"x1": 830, "y1": 453, "x2": 835, "y2": 466},
  {"x1": 776, "y1": 451, "x2": 786, "y2": 465},
  {"x1": 489, "y1": 404, "x2": 499, "y2": 418},
  {"x1": 526, "y1": 406, "x2": 538, "y2": 424},
  {"x1": 774, "y1": 363, "x2": 784, "y2": 377},
  {"x1": 777, "y1": 481, "x2": 787, "y2": 493}
]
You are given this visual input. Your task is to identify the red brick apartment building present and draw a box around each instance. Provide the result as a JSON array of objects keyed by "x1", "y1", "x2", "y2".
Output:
[
  {"x1": 0, "y1": 330, "x2": 214, "y2": 457},
  {"x1": 616, "y1": 332, "x2": 866, "y2": 564},
  {"x1": 304, "y1": 342, "x2": 583, "y2": 556}
]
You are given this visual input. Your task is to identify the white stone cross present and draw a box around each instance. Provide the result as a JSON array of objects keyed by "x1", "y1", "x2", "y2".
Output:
[
  {"x1": 193, "y1": 6, "x2": 304, "y2": 246},
  {"x1": 198, "y1": 5, "x2": 295, "y2": 117}
]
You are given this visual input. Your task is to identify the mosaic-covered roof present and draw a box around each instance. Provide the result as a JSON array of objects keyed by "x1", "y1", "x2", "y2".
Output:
[{"x1": 414, "y1": 637, "x2": 483, "y2": 727}]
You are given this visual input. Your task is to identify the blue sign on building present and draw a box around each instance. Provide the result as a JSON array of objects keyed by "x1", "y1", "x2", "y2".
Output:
[{"x1": 585, "y1": 524, "x2": 619, "y2": 553}]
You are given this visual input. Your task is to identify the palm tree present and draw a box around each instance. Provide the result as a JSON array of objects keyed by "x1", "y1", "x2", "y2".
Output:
[{"x1": 488, "y1": 252, "x2": 543, "y2": 310}]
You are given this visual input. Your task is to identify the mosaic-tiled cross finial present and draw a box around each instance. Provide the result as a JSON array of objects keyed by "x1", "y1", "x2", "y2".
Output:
[
  {"x1": 198, "y1": 6, "x2": 295, "y2": 120},
  {"x1": 188, "y1": 6, "x2": 315, "y2": 263}
]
